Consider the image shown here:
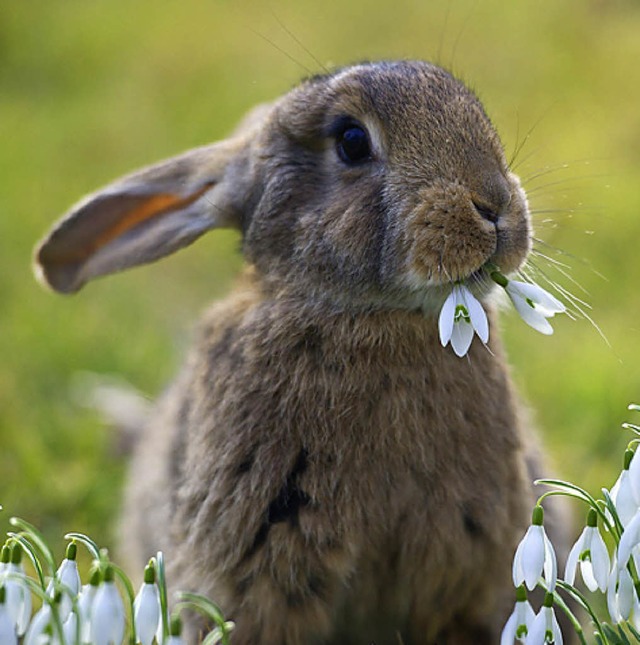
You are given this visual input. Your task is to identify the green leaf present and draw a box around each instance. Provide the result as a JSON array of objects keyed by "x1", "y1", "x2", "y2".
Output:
[{"x1": 64, "y1": 532, "x2": 101, "y2": 560}]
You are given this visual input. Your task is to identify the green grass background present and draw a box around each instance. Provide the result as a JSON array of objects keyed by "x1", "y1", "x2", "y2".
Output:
[{"x1": 2, "y1": 0, "x2": 640, "y2": 559}]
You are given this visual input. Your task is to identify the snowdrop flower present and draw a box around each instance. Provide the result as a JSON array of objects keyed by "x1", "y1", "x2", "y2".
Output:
[
  {"x1": 608, "y1": 556, "x2": 635, "y2": 623},
  {"x1": 167, "y1": 616, "x2": 186, "y2": 645},
  {"x1": 0, "y1": 586, "x2": 18, "y2": 645},
  {"x1": 48, "y1": 541, "x2": 81, "y2": 622},
  {"x1": 610, "y1": 450, "x2": 637, "y2": 527},
  {"x1": 564, "y1": 508, "x2": 610, "y2": 592},
  {"x1": 3, "y1": 544, "x2": 31, "y2": 636},
  {"x1": 90, "y1": 565, "x2": 125, "y2": 645},
  {"x1": 438, "y1": 283, "x2": 489, "y2": 357},
  {"x1": 134, "y1": 562, "x2": 161, "y2": 645},
  {"x1": 23, "y1": 602, "x2": 53, "y2": 645},
  {"x1": 78, "y1": 567, "x2": 101, "y2": 643},
  {"x1": 63, "y1": 611, "x2": 78, "y2": 644},
  {"x1": 627, "y1": 447, "x2": 640, "y2": 506},
  {"x1": 616, "y1": 509, "x2": 640, "y2": 573},
  {"x1": 500, "y1": 585, "x2": 535, "y2": 644},
  {"x1": 491, "y1": 271, "x2": 565, "y2": 335},
  {"x1": 512, "y1": 505, "x2": 557, "y2": 592},
  {"x1": 528, "y1": 592, "x2": 563, "y2": 645}
]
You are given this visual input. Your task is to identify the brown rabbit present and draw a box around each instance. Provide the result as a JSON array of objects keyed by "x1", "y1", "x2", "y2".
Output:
[{"x1": 35, "y1": 60, "x2": 564, "y2": 644}]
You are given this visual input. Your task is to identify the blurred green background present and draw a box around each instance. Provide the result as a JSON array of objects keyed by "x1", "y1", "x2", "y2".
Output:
[{"x1": 1, "y1": 0, "x2": 640, "y2": 558}]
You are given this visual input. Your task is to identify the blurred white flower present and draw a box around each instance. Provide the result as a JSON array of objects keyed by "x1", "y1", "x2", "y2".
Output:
[
  {"x1": 23, "y1": 604, "x2": 52, "y2": 645},
  {"x1": 63, "y1": 611, "x2": 78, "y2": 644},
  {"x1": 527, "y1": 593, "x2": 563, "y2": 645},
  {"x1": 627, "y1": 448, "x2": 640, "y2": 506},
  {"x1": 90, "y1": 566, "x2": 125, "y2": 645},
  {"x1": 500, "y1": 585, "x2": 535, "y2": 644},
  {"x1": 610, "y1": 454, "x2": 637, "y2": 527},
  {"x1": 438, "y1": 284, "x2": 489, "y2": 357},
  {"x1": 564, "y1": 509, "x2": 610, "y2": 592},
  {"x1": 134, "y1": 563, "x2": 161, "y2": 645},
  {"x1": 3, "y1": 546, "x2": 31, "y2": 636},
  {"x1": 490, "y1": 270, "x2": 565, "y2": 335},
  {"x1": 512, "y1": 505, "x2": 557, "y2": 592},
  {"x1": 616, "y1": 510, "x2": 640, "y2": 573},
  {"x1": 47, "y1": 542, "x2": 81, "y2": 622},
  {"x1": 78, "y1": 568, "x2": 100, "y2": 643},
  {"x1": 0, "y1": 586, "x2": 18, "y2": 645},
  {"x1": 608, "y1": 556, "x2": 635, "y2": 623}
]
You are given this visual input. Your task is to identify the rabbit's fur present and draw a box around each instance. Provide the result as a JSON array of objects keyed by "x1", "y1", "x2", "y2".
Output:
[{"x1": 36, "y1": 61, "x2": 564, "y2": 644}]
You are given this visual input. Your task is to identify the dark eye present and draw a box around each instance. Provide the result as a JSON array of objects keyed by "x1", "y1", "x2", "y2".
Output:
[{"x1": 335, "y1": 124, "x2": 372, "y2": 164}]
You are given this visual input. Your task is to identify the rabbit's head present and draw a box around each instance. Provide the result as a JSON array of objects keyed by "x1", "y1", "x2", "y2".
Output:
[{"x1": 35, "y1": 60, "x2": 530, "y2": 314}]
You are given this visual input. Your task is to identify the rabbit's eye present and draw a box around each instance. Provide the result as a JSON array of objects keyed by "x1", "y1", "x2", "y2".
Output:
[{"x1": 335, "y1": 123, "x2": 372, "y2": 165}]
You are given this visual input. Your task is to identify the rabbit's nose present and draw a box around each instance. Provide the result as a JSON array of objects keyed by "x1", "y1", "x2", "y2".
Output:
[{"x1": 472, "y1": 200, "x2": 500, "y2": 224}]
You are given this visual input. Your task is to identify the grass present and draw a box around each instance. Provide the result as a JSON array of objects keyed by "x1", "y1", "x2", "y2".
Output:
[{"x1": 2, "y1": 0, "x2": 640, "y2": 559}]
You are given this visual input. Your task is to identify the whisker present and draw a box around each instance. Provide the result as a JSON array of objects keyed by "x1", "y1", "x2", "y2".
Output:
[
  {"x1": 268, "y1": 9, "x2": 329, "y2": 74},
  {"x1": 248, "y1": 27, "x2": 313, "y2": 75}
]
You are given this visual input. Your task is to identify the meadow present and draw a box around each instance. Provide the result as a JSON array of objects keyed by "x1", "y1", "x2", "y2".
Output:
[{"x1": 1, "y1": 0, "x2": 640, "y2": 562}]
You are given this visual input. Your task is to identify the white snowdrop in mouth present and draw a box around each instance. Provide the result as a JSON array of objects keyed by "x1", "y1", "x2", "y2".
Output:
[
  {"x1": 439, "y1": 267, "x2": 567, "y2": 357},
  {"x1": 438, "y1": 283, "x2": 489, "y2": 357}
]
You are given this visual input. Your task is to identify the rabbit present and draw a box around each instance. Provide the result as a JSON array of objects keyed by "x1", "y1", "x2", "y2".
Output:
[{"x1": 34, "y1": 60, "x2": 568, "y2": 644}]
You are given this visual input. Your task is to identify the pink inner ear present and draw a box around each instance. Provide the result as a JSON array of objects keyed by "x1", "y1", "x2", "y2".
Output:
[{"x1": 39, "y1": 184, "x2": 214, "y2": 267}]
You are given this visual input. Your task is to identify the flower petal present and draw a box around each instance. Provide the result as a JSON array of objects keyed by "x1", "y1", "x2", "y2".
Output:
[
  {"x1": 611, "y1": 471, "x2": 637, "y2": 527},
  {"x1": 0, "y1": 603, "x2": 17, "y2": 645},
  {"x1": 450, "y1": 319, "x2": 474, "y2": 357},
  {"x1": 617, "y1": 567, "x2": 634, "y2": 620},
  {"x1": 438, "y1": 290, "x2": 457, "y2": 346},
  {"x1": 500, "y1": 611, "x2": 517, "y2": 645},
  {"x1": 527, "y1": 609, "x2": 548, "y2": 645},
  {"x1": 551, "y1": 609, "x2": 564, "y2": 645},
  {"x1": 507, "y1": 281, "x2": 565, "y2": 314},
  {"x1": 589, "y1": 528, "x2": 611, "y2": 592},
  {"x1": 462, "y1": 287, "x2": 489, "y2": 343},
  {"x1": 543, "y1": 531, "x2": 558, "y2": 592},
  {"x1": 134, "y1": 583, "x2": 161, "y2": 645},
  {"x1": 509, "y1": 292, "x2": 554, "y2": 335},
  {"x1": 617, "y1": 510, "x2": 640, "y2": 570},
  {"x1": 628, "y1": 452, "x2": 640, "y2": 506},
  {"x1": 563, "y1": 529, "x2": 585, "y2": 586},
  {"x1": 520, "y1": 526, "x2": 545, "y2": 590}
]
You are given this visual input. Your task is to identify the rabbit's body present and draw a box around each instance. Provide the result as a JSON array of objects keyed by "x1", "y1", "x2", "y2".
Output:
[
  {"x1": 124, "y1": 270, "x2": 534, "y2": 644},
  {"x1": 36, "y1": 61, "x2": 560, "y2": 643}
]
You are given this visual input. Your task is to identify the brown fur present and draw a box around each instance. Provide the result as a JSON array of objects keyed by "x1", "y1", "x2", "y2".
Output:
[{"x1": 35, "y1": 61, "x2": 565, "y2": 643}]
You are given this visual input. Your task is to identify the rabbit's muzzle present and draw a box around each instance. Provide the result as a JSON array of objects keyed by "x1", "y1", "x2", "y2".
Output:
[{"x1": 397, "y1": 177, "x2": 530, "y2": 286}]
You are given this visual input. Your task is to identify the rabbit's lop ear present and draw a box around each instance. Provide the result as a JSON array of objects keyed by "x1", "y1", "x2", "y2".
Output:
[{"x1": 35, "y1": 138, "x2": 248, "y2": 294}]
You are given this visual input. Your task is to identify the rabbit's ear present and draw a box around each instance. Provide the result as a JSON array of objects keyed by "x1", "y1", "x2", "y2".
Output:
[{"x1": 35, "y1": 139, "x2": 247, "y2": 294}]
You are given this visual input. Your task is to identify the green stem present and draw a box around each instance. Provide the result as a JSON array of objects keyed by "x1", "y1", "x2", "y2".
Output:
[
  {"x1": 64, "y1": 532, "x2": 101, "y2": 561},
  {"x1": 9, "y1": 517, "x2": 56, "y2": 577},
  {"x1": 555, "y1": 580, "x2": 606, "y2": 644}
]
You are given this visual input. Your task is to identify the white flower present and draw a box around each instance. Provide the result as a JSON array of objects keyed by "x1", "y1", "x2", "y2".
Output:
[
  {"x1": 504, "y1": 280, "x2": 565, "y2": 335},
  {"x1": 78, "y1": 569, "x2": 100, "y2": 643},
  {"x1": 3, "y1": 561, "x2": 31, "y2": 636},
  {"x1": 564, "y1": 510, "x2": 610, "y2": 592},
  {"x1": 48, "y1": 542, "x2": 81, "y2": 622},
  {"x1": 608, "y1": 556, "x2": 635, "y2": 623},
  {"x1": 167, "y1": 616, "x2": 185, "y2": 645},
  {"x1": 500, "y1": 586, "x2": 535, "y2": 644},
  {"x1": 63, "y1": 611, "x2": 78, "y2": 644},
  {"x1": 610, "y1": 459, "x2": 637, "y2": 527},
  {"x1": 0, "y1": 586, "x2": 18, "y2": 645},
  {"x1": 23, "y1": 604, "x2": 52, "y2": 645},
  {"x1": 616, "y1": 509, "x2": 640, "y2": 572},
  {"x1": 512, "y1": 505, "x2": 557, "y2": 592},
  {"x1": 90, "y1": 567, "x2": 125, "y2": 645},
  {"x1": 528, "y1": 593, "x2": 563, "y2": 645},
  {"x1": 627, "y1": 449, "x2": 640, "y2": 506},
  {"x1": 439, "y1": 283, "x2": 489, "y2": 357},
  {"x1": 134, "y1": 564, "x2": 161, "y2": 645}
]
